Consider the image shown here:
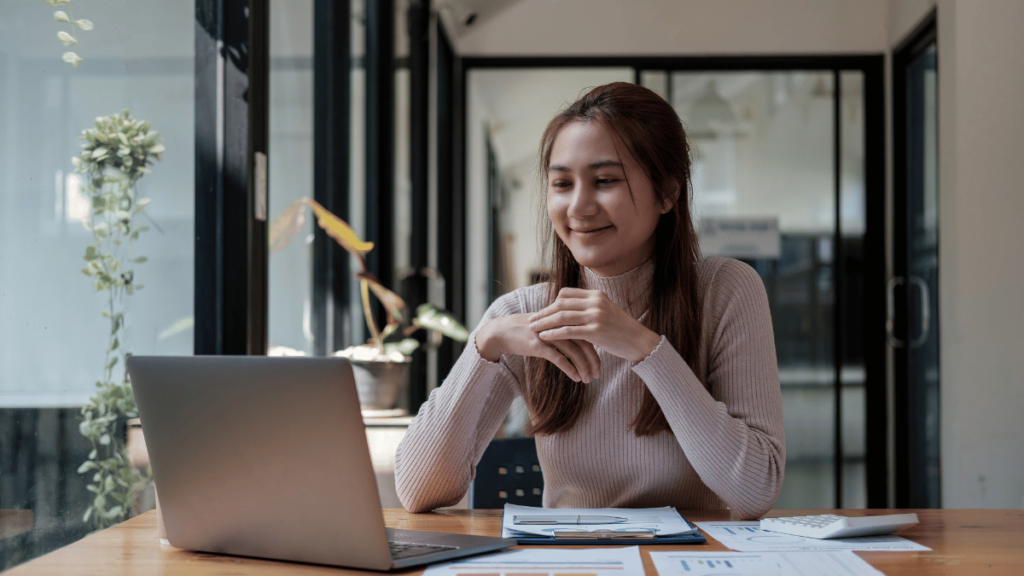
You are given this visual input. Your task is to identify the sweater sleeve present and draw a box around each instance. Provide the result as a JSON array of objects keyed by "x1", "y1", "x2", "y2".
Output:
[
  {"x1": 632, "y1": 259, "x2": 785, "y2": 519},
  {"x1": 394, "y1": 293, "x2": 525, "y2": 513}
]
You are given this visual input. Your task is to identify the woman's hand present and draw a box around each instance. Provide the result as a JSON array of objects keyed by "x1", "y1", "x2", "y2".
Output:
[
  {"x1": 529, "y1": 288, "x2": 662, "y2": 363},
  {"x1": 476, "y1": 313, "x2": 601, "y2": 383}
]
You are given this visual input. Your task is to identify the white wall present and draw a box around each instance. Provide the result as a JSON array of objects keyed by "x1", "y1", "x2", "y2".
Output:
[
  {"x1": 452, "y1": 0, "x2": 888, "y2": 55},
  {"x1": 928, "y1": 0, "x2": 1024, "y2": 509}
]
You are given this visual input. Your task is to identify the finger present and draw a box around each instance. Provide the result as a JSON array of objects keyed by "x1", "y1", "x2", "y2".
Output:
[
  {"x1": 538, "y1": 325, "x2": 592, "y2": 343},
  {"x1": 577, "y1": 339, "x2": 601, "y2": 377},
  {"x1": 539, "y1": 345, "x2": 582, "y2": 382},
  {"x1": 530, "y1": 310, "x2": 591, "y2": 332},
  {"x1": 529, "y1": 299, "x2": 591, "y2": 323},
  {"x1": 548, "y1": 339, "x2": 594, "y2": 383},
  {"x1": 556, "y1": 287, "x2": 597, "y2": 299}
]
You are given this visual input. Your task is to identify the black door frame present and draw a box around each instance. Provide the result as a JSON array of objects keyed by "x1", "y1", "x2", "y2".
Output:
[
  {"x1": 458, "y1": 54, "x2": 888, "y2": 508},
  {"x1": 194, "y1": 0, "x2": 269, "y2": 356},
  {"x1": 892, "y1": 11, "x2": 939, "y2": 509}
]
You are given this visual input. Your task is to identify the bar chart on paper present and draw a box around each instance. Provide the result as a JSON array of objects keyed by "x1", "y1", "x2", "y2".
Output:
[
  {"x1": 420, "y1": 547, "x2": 645, "y2": 576},
  {"x1": 650, "y1": 551, "x2": 887, "y2": 576}
]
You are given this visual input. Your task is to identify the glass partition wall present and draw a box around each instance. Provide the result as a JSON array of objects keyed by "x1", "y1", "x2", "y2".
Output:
[
  {"x1": 0, "y1": 1, "x2": 195, "y2": 568},
  {"x1": 656, "y1": 69, "x2": 869, "y2": 508},
  {"x1": 464, "y1": 58, "x2": 884, "y2": 509}
]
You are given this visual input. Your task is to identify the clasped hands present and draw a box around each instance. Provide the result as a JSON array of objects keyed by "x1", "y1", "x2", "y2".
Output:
[{"x1": 476, "y1": 288, "x2": 662, "y2": 383}]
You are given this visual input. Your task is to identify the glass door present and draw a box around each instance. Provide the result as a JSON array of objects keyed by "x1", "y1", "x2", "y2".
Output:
[{"x1": 644, "y1": 69, "x2": 870, "y2": 508}]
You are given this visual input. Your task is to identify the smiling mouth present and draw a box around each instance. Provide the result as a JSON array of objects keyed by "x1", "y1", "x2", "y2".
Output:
[{"x1": 571, "y1": 225, "x2": 613, "y2": 234}]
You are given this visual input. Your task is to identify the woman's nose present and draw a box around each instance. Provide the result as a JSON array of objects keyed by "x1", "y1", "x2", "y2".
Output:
[{"x1": 567, "y1": 184, "x2": 598, "y2": 217}]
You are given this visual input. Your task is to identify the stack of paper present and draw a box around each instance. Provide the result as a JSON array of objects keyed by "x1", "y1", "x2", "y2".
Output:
[{"x1": 501, "y1": 504, "x2": 699, "y2": 539}]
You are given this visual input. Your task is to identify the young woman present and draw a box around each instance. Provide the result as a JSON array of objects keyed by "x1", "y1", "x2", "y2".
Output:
[{"x1": 395, "y1": 82, "x2": 784, "y2": 520}]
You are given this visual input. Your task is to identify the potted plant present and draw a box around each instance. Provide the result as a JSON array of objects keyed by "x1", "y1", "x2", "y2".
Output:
[
  {"x1": 270, "y1": 198, "x2": 469, "y2": 410},
  {"x1": 74, "y1": 110, "x2": 164, "y2": 529}
]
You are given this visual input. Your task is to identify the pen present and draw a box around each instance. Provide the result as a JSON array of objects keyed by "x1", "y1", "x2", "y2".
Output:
[{"x1": 513, "y1": 515, "x2": 629, "y2": 525}]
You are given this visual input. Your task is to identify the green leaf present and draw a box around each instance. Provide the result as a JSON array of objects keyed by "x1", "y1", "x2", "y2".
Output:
[
  {"x1": 384, "y1": 338, "x2": 420, "y2": 357},
  {"x1": 76, "y1": 19, "x2": 94, "y2": 31},
  {"x1": 83, "y1": 507, "x2": 93, "y2": 523},
  {"x1": 99, "y1": 434, "x2": 111, "y2": 445},
  {"x1": 89, "y1": 448, "x2": 98, "y2": 459},
  {"x1": 133, "y1": 256, "x2": 147, "y2": 263},
  {"x1": 84, "y1": 246, "x2": 100, "y2": 261},
  {"x1": 53, "y1": 11, "x2": 71, "y2": 22},
  {"x1": 104, "y1": 505, "x2": 123, "y2": 519},
  {"x1": 107, "y1": 356, "x2": 118, "y2": 370},
  {"x1": 94, "y1": 494, "x2": 107, "y2": 511},
  {"x1": 109, "y1": 337, "x2": 119, "y2": 353},
  {"x1": 101, "y1": 310, "x2": 111, "y2": 318},
  {"x1": 77, "y1": 461, "x2": 98, "y2": 474},
  {"x1": 415, "y1": 303, "x2": 470, "y2": 342},
  {"x1": 57, "y1": 31, "x2": 77, "y2": 46},
  {"x1": 62, "y1": 51, "x2": 83, "y2": 67},
  {"x1": 111, "y1": 316, "x2": 121, "y2": 335}
]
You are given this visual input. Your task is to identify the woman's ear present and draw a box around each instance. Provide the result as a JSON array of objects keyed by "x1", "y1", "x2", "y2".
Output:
[{"x1": 660, "y1": 179, "x2": 682, "y2": 214}]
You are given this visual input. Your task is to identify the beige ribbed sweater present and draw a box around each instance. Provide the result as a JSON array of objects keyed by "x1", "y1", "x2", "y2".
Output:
[{"x1": 394, "y1": 257, "x2": 785, "y2": 520}]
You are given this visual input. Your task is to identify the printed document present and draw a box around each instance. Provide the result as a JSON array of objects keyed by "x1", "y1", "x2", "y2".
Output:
[
  {"x1": 696, "y1": 521, "x2": 930, "y2": 552},
  {"x1": 502, "y1": 503, "x2": 697, "y2": 539},
  {"x1": 421, "y1": 546, "x2": 644, "y2": 576},
  {"x1": 650, "y1": 550, "x2": 885, "y2": 576}
]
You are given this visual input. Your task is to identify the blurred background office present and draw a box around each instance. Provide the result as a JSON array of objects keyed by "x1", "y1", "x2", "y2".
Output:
[{"x1": 1, "y1": 0, "x2": 1022, "y2": 570}]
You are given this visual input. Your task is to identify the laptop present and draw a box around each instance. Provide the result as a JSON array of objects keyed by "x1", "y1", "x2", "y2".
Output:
[{"x1": 127, "y1": 355, "x2": 515, "y2": 571}]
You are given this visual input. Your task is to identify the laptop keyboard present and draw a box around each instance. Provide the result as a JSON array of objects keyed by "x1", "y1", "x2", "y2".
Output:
[{"x1": 389, "y1": 540, "x2": 457, "y2": 560}]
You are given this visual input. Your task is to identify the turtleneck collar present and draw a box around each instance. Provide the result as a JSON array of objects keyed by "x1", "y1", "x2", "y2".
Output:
[{"x1": 581, "y1": 258, "x2": 654, "y2": 319}]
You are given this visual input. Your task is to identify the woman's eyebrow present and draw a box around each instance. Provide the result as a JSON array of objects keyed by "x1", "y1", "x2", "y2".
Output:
[
  {"x1": 589, "y1": 160, "x2": 624, "y2": 170},
  {"x1": 548, "y1": 160, "x2": 623, "y2": 173}
]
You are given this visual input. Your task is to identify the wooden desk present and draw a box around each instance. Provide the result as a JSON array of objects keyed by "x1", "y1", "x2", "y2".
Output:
[{"x1": 6, "y1": 509, "x2": 1023, "y2": 575}]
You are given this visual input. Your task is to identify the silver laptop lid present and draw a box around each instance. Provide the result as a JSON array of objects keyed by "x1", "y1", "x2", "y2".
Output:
[{"x1": 128, "y1": 355, "x2": 394, "y2": 571}]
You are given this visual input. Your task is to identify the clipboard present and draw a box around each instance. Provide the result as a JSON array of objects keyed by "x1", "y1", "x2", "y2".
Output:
[
  {"x1": 513, "y1": 531, "x2": 707, "y2": 545},
  {"x1": 502, "y1": 504, "x2": 707, "y2": 545}
]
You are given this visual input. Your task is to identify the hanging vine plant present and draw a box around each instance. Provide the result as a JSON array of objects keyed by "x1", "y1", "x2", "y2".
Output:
[
  {"x1": 75, "y1": 110, "x2": 164, "y2": 529},
  {"x1": 44, "y1": 0, "x2": 94, "y2": 68}
]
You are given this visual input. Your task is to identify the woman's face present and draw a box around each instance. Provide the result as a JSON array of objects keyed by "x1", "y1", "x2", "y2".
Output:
[{"x1": 546, "y1": 120, "x2": 671, "y2": 277}]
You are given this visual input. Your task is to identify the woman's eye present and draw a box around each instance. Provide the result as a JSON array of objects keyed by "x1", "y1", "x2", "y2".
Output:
[
  {"x1": 596, "y1": 178, "x2": 619, "y2": 185},
  {"x1": 550, "y1": 180, "x2": 572, "y2": 189}
]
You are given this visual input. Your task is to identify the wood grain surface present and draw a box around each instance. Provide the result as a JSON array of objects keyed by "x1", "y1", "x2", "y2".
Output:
[{"x1": 6, "y1": 508, "x2": 1023, "y2": 575}]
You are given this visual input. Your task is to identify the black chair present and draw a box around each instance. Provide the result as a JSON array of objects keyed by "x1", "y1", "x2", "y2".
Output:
[{"x1": 470, "y1": 436, "x2": 543, "y2": 508}]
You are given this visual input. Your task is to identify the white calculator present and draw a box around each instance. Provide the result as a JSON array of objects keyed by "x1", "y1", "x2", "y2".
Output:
[{"x1": 759, "y1": 513, "x2": 919, "y2": 539}]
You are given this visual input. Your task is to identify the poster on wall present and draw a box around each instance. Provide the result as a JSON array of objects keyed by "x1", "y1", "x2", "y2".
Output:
[{"x1": 699, "y1": 217, "x2": 781, "y2": 259}]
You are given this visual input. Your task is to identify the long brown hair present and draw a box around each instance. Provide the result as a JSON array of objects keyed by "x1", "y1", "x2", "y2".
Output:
[{"x1": 527, "y1": 82, "x2": 702, "y2": 437}]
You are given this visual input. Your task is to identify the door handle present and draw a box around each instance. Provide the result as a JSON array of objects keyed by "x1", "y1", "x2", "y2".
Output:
[
  {"x1": 886, "y1": 275, "x2": 931, "y2": 349},
  {"x1": 886, "y1": 276, "x2": 906, "y2": 348},
  {"x1": 907, "y1": 275, "x2": 930, "y2": 348}
]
